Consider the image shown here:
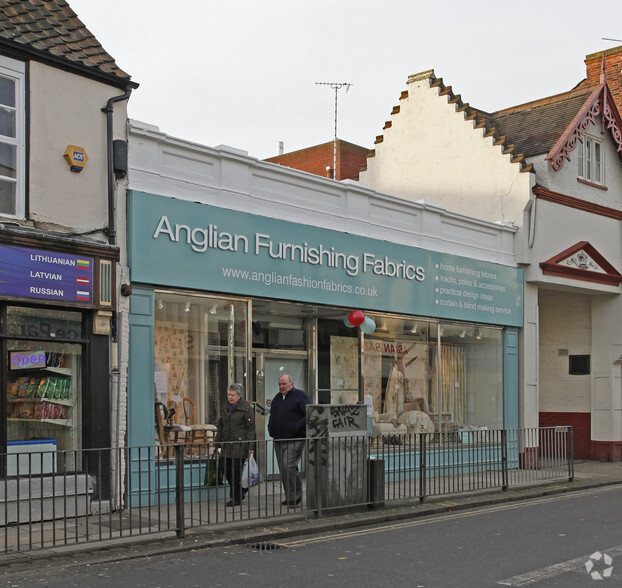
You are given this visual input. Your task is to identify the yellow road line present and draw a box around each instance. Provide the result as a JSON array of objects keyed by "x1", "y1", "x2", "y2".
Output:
[{"x1": 277, "y1": 485, "x2": 620, "y2": 547}]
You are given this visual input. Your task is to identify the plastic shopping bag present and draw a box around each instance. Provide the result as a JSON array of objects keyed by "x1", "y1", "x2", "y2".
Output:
[
  {"x1": 241, "y1": 454, "x2": 262, "y2": 489},
  {"x1": 204, "y1": 454, "x2": 223, "y2": 486}
]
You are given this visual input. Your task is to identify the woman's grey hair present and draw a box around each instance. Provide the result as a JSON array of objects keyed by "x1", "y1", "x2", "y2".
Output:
[{"x1": 227, "y1": 383, "x2": 245, "y2": 399}]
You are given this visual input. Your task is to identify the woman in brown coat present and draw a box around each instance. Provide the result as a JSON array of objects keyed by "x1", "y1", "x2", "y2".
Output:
[{"x1": 215, "y1": 383, "x2": 256, "y2": 506}]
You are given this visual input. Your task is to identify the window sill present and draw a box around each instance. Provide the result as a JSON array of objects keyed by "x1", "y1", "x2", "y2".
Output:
[{"x1": 578, "y1": 177, "x2": 607, "y2": 191}]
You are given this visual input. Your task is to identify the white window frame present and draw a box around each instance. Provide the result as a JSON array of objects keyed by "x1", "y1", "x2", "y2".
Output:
[
  {"x1": 0, "y1": 55, "x2": 25, "y2": 219},
  {"x1": 577, "y1": 135, "x2": 603, "y2": 185}
]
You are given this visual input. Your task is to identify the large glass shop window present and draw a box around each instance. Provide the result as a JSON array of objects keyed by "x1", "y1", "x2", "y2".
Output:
[
  {"x1": 365, "y1": 318, "x2": 503, "y2": 434},
  {"x1": 153, "y1": 293, "x2": 247, "y2": 438},
  {"x1": 4, "y1": 307, "x2": 83, "y2": 463}
]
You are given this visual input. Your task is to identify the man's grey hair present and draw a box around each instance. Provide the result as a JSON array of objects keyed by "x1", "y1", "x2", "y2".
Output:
[{"x1": 228, "y1": 383, "x2": 245, "y2": 399}]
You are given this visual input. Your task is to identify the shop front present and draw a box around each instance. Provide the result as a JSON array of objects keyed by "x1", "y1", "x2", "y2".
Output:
[
  {"x1": 127, "y1": 190, "x2": 523, "y2": 464},
  {"x1": 0, "y1": 231, "x2": 118, "y2": 490}
]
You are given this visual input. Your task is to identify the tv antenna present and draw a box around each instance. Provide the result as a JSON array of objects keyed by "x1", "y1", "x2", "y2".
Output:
[
  {"x1": 315, "y1": 82, "x2": 352, "y2": 178},
  {"x1": 602, "y1": 37, "x2": 622, "y2": 43}
]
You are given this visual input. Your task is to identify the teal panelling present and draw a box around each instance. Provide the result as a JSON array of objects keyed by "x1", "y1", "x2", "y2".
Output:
[
  {"x1": 504, "y1": 328, "x2": 519, "y2": 430},
  {"x1": 128, "y1": 190, "x2": 524, "y2": 327},
  {"x1": 128, "y1": 286, "x2": 155, "y2": 448}
]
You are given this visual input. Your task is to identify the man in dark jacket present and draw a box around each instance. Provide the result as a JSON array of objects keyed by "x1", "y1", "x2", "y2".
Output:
[
  {"x1": 215, "y1": 383, "x2": 256, "y2": 506},
  {"x1": 268, "y1": 374, "x2": 311, "y2": 506}
]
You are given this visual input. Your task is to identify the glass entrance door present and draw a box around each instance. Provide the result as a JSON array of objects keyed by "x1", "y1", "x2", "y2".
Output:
[{"x1": 254, "y1": 353, "x2": 307, "y2": 477}]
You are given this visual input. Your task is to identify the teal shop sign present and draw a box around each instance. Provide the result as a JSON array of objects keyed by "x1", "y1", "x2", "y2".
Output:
[{"x1": 128, "y1": 191, "x2": 523, "y2": 327}]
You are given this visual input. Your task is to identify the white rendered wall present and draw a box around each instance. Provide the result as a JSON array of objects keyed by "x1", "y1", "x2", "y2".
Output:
[
  {"x1": 28, "y1": 62, "x2": 128, "y2": 237},
  {"x1": 358, "y1": 71, "x2": 533, "y2": 227},
  {"x1": 531, "y1": 118, "x2": 622, "y2": 210},
  {"x1": 591, "y1": 295, "x2": 622, "y2": 442},
  {"x1": 520, "y1": 198, "x2": 622, "y2": 293}
]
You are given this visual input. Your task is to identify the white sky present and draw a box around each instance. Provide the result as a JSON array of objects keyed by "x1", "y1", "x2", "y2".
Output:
[{"x1": 69, "y1": 0, "x2": 622, "y2": 160}]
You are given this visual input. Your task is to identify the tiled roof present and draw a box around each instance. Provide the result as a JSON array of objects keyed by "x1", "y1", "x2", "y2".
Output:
[
  {"x1": 485, "y1": 89, "x2": 594, "y2": 158},
  {"x1": 0, "y1": 0, "x2": 132, "y2": 84}
]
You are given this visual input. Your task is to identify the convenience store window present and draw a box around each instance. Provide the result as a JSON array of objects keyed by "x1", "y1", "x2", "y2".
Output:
[{"x1": 3, "y1": 306, "x2": 83, "y2": 469}]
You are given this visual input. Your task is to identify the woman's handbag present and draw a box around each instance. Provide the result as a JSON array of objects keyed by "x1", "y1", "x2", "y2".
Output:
[
  {"x1": 241, "y1": 454, "x2": 262, "y2": 489},
  {"x1": 204, "y1": 454, "x2": 223, "y2": 486}
]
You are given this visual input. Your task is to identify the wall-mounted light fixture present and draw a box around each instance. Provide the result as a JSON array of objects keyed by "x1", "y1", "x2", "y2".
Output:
[
  {"x1": 475, "y1": 328, "x2": 482, "y2": 340},
  {"x1": 208, "y1": 304, "x2": 218, "y2": 315},
  {"x1": 410, "y1": 322, "x2": 418, "y2": 334},
  {"x1": 184, "y1": 301, "x2": 191, "y2": 313},
  {"x1": 156, "y1": 298, "x2": 164, "y2": 310}
]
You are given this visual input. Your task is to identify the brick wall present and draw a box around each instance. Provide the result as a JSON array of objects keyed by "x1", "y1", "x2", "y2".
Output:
[
  {"x1": 264, "y1": 140, "x2": 368, "y2": 180},
  {"x1": 585, "y1": 46, "x2": 622, "y2": 113},
  {"x1": 539, "y1": 290, "x2": 591, "y2": 412}
]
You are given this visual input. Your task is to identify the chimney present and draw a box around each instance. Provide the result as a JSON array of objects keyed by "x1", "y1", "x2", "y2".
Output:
[
  {"x1": 277, "y1": 141, "x2": 284, "y2": 156},
  {"x1": 585, "y1": 46, "x2": 622, "y2": 112}
]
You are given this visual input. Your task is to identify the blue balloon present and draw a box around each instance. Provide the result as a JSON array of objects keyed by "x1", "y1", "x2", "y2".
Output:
[
  {"x1": 360, "y1": 316, "x2": 376, "y2": 334},
  {"x1": 343, "y1": 315, "x2": 354, "y2": 328}
]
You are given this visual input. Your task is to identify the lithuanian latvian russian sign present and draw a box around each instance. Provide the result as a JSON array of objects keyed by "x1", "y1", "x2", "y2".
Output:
[
  {"x1": 128, "y1": 191, "x2": 523, "y2": 327},
  {"x1": 0, "y1": 245, "x2": 93, "y2": 303}
]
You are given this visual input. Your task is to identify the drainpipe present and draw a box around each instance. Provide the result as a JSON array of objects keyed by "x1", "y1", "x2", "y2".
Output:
[
  {"x1": 102, "y1": 87, "x2": 133, "y2": 246},
  {"x1": 102, "y1": 87, "x2": 133, "y2": 509}
]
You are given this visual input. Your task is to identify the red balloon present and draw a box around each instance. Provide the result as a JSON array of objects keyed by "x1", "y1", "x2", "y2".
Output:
[{"x1": 348, "y1": 310, "x2": 365, "y2": 327}]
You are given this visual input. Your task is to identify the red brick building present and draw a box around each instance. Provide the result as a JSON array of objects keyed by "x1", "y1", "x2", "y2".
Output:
[
  {"x1": 583, "y1": 46, "x2": 622, "y2": 110},
  {"x1": 264, "y1": 139, "x2": 369, "y2": 180}
]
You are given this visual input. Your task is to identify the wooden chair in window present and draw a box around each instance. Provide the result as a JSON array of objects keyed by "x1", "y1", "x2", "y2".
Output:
[
  {"x1": 155, "y1": 401, "x2": 192, "y2": 458},
  {"x1": 182, "y1": 397, "x2": 216, "y2": 455}
]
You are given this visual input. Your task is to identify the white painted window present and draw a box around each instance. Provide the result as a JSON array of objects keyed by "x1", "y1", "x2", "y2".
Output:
[
  {"x1": 577, "y1": 136, "x2": 603, "y2": 184},
  {"x1": 0, "y1": 55, "x2": 25, "y2": 218}
]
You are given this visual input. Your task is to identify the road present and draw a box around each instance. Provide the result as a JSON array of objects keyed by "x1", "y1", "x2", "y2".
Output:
[{"x1": 5, "y1": 485, "x2": 622, "y2": 587}]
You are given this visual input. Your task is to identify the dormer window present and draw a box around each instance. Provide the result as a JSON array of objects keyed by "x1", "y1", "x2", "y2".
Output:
[{"x1": 577, "y1": 136, "x2": 602, "y2": 184}]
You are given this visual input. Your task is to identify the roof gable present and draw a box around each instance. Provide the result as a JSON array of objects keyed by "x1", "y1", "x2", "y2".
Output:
[
  {"x1": 540, "y1": 241, "x2": 622, "y2": 286},
  {"x1": 0, "y1": 0, "x2": 132, "y2": 86},
  {"x1": 546, "y1": 83, "x2": 622, "y2": 171}
]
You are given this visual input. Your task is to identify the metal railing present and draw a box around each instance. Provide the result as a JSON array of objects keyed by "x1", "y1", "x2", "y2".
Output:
[{"x1": 0, "y1": 426, "x2": 573, "y2": 554}]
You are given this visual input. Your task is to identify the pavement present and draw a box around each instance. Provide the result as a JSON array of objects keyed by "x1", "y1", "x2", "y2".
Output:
[{"x1": 2, "y1": 459, "x2": 622, "y2": 576}]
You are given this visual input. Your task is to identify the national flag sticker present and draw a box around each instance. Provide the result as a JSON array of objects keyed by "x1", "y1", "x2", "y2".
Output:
[
  {"x1": 76, "y1": 276, "x2": 90, "y2": 285},
  {"x1": 76, "y1": 259, "x2": 91, "y2": 269},
  {"x1": 76, "y1": 290, "x2": 90, "y2": 301}
]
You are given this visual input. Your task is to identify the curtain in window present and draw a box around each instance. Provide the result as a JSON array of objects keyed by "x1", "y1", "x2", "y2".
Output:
[{"x1": 430, "y1": 343, "x2": 467, "y2": 425}]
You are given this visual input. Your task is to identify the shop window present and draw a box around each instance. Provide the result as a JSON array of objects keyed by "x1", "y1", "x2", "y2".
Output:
[
  {"x1": 153, "y1": 294, "x2": 247, "y2": 445},
  {"x1": 364, "y1": 319, "x2": 504, "y2": 436},
  {"x1": 317, "y1": 315, "x2": 359, "y2": 405},
  {"x1": 3, "y1": 307, "x2": 83, "y2": 470},
  {"x1": 365, "y1": 317, "x2": 435, "y2": 428},
  {"x1": 569, "y1": 355, "x2": 590, "y2": 375},
  {"x1": 434, "y1": 324, "x2": 504, "y2": 431},
  {"x1": 0, "y1": 55, "x2": 25, "y2": 218},
  {"x1": 578, "y1": 136, "x2": 603, "y2": 185}
]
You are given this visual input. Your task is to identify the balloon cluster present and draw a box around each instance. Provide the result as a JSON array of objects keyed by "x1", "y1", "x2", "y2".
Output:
[{"x1": 343, "y1": 310, "x2": 376, "y2": 334}]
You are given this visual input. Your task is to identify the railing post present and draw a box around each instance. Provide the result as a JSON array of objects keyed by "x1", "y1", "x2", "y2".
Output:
[
  {"x1": 419, "y1": 432, "x2": 427, "y2": 503},
  {"x1": 567, "y1": 426, "x2": 574, "y2": 482},
  {"x1": 175, "y1": 446, "x2": 185, "y2": 538},
  {"x1": 314, "y1": 438, "x2": 323, "y2": 517},
  {"x1": 501, "y1": 429, "x2": 508, "y2": 491}
]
